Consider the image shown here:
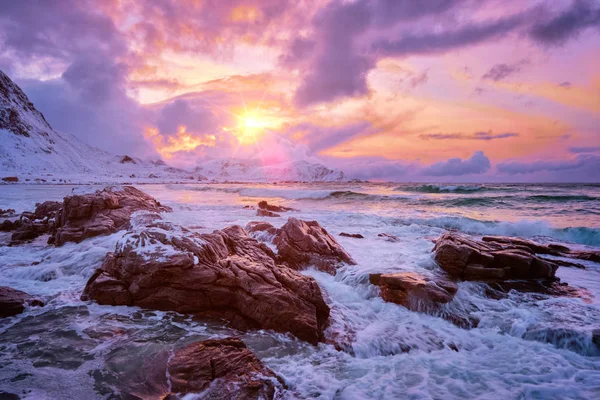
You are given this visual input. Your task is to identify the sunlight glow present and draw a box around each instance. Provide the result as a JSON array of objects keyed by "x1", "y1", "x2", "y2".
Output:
[{"x1": 144, "y1": 126, "x2": 216, "y2": 159}]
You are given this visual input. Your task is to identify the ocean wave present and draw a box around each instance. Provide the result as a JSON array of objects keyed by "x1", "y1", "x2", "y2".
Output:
[
  {"x1": 397, "y1": 184, "x2": 489, "y2": 194},
  {"x1": 527, "y1": 195, "x2": 598, "y2": 202},
  {"x1": 403, "y1": 216, "x2": 600, "y2": 246}
]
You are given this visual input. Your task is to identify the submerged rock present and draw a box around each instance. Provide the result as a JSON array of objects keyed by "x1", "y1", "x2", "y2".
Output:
[
  {"x1": 369, "y1": 272, "x2": 458, "y2": 308},
  {"x1": 0, "y1": 286, "x2": 44, "y2": 317},
  {"x1": 245, "y1": 221, "x2": 278, "y2": 236},
  {"x1": 258, "y1": 200, "x2": 295, "y2": 213},
  {"x1": 378, "y1": 233, "x2": 400, "y2": 242},
  {"x1": 52, "y1": 186, "x2": 171, "y2": 246},
  {"x1": 433, "y1": 232, "x2": 558, "y2": 281},
  {"x1": 340, "y1": 232, "x2": 364, "y2": 239},
  {"x1": 166, "y1": 337, "x2": 285, "y2": 399},
  {"x1": 82, "y1": 220, "x2": 330, "y2": 344},
  {"x1": 274, "y1": 217, "x2": 356, "y2": 274},
  {"x1": 257, "y1": 209, "x2": 280, "y2": 218}
]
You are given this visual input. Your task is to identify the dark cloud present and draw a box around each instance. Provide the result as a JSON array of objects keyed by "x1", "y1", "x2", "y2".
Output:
[
  {"x1": 530, "y1": 0, "x2": 600, "y2": 45},
  {"x1": 482, "y1": 63, "x2": 521, "y2": 81},
  {"x1": 559, "y1": 81, "x2": 572, "y2": 88},
  {"x1": 408, "y1": 70, "x2": 429, "y2": 88},
  {"x1": 372, "y1": 14, "x2": 525, "y2": 57},
  {"x1": 422, "y1": 151, "x2": 491, "y2": 176},
  {"x1": 155, "y1": 98, "x2": 220, "y2": 137},
  {"x1": 293, "y1": 0, "x2": 373, "y2": 106},
  {"x1": 420, "y1": 131, "x2": 519, "y2": 140},
  {"x1": 569, "y1": 146, "x2": 600, "y2": 153},
  {"x1": 497, "y1": 154, "x2": 600, "y2": 175}
]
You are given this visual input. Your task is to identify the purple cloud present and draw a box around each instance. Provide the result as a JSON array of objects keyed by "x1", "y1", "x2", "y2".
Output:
[
  {"x1": 422, "y1": 151, "x2": 491, "y2": 176},
  {"x1": 482, "y1": 63, "x2": 522, "y2": 81},
  {"x1": 568, "y1": 146, "x2": 600, "y2": 154},
  {"x1": 497, "y1": 154, "x2": 600, "y2": 175},
  {"x1": 530, "y1": 0, "x2": 600, "y2": 45},
  {"x1": 421, "y1": 131, "x2": 519, "y2": 140}
]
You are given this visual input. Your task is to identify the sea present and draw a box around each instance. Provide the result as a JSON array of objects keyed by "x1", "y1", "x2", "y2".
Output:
[{"x1": 1, "y1": 182, "x2": 599, "y2": 399}]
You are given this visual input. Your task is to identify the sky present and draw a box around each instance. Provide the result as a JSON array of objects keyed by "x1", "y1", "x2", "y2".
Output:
[{"x1": 0, "y1": 0, "x2": 599, "y2": 182}]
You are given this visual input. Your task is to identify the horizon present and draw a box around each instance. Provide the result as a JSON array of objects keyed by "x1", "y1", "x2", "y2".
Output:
[{"x1": 1, "y1": 0, "x2": 599, "y2": 182}]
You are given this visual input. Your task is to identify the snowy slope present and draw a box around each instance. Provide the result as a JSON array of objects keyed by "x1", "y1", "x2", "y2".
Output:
[
  {"x1": 194, "y1": 158, "x2": 346, "y2": 182},
  {"x1": 0, "y1": 69, "x2": 346, "y2": 183}
]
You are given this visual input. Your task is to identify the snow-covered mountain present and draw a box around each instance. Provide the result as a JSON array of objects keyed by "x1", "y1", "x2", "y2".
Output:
[
  {"x1": 0, "y1": 69, "x2": 346, "y2": 183},
  {"x1": 194, "y1": 159, "x2": 345, "y2": 182}
]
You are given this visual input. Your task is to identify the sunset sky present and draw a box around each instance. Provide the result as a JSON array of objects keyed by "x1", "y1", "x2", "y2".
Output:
[{"x1": 1, "y1": 0, "x2": 599, "y2": 181}]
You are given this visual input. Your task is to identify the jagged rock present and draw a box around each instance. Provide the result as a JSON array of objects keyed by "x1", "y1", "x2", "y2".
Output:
[
  {"x1": 258, "y1": 201, "x2": 295, "y2": 213},
  {"x1": 82, "y1": 221, "x2": 330, "y2": 345},
  {"x1": 274, "y1": 217, "x2": 356, "y2": 274},
  {"x1": 340, "y1": 232, "x2": 364, "y2": 239},
  {"x1": 370, "y1": 272, "x2": 458, "y2": 308},
  {"x1": 166, "y1": 338, "x2": 285, "y2": 399},
  {"x1": 433, "y1": 232, "x2": 558, "y2": 281},
  {"x1": 257, "y1": 209, "x2": 280, "y2": 218},
  {"x1": 0, "y1": 286, "x2": 44, "y2": 317},
  {"x1": 52, "y1": 186, "x2": 171, "y2": 246},
  {"x1": 10, "y1": 220, "x2": 47, "y2": 244},
  {"x1": 482, "y1": 236, "x2": 600, "y2": 264}
]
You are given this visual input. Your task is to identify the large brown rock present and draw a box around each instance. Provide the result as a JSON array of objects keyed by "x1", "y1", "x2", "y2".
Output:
[
  {"x1": 258, "y1": 200, "x2": 295, "y2": 213},
  {"x1": 166, "y1": 337, "x2": 284, "y2": 399},
  {"x1": 82, "y1": 220, "x2": 330, "y2": 344},
  {"x1": 369, "y1": 272, "x2": 458, "y2": 308},
  {"x1": 0, "y1": 286, "x2": 44, "y2": 317},
  {"x1": 34, "y1": 201, "x2": 62, "y2": 220},
  {"x1": 482, "y1": 236, "x2": 600, "y2": 264},
  {"x1": 433, "y1": 232, "x2": 558, "y2": 281},
  {"x1": 52, "y1": 186, "x2": 171, "y2": 246},
  {"x1": 274, "y1": 217, "x2": 356, "y2": 274}
]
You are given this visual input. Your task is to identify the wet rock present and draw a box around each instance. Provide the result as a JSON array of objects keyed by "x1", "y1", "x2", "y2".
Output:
[
  {"x1": 257, "y1": 209, "x2": 280, "y2": 218},
  {"x1": 0, "y1": 219, "x2": 19, "y2": 231},
  {"x1": 0, "y1": 286, "x2": 44, "y2": 317},
  {"x1": 166, "y1": 337, "x2": 285, "y2": 399},
  {"x1": 2, "y1": 176, "x2": 18, "y2": 182},
  {"x1": 52, "y1": 186, "x2": 171, "y2": 246},
  {"x1": 245, "y1": 221, "x2": 279, "y2": 236},
  {"x1": 378, "y1": 233, "x2": 400, "y2": 242},
  {"x1": 485, "y1": 280, "x2": 594, "y2": 303},
  {"x1": 0, "y1": 208, "x2": 15, "y2": 217},
  {"x1": 34, "y1": 201, "x2": 61, "y2": 220},
  {"x1": 433, "y1": 232, "x2": 558, "y2": 281},
  {"x1": 339, "y1": 232, "x2": 364, "y2": 239},
  {"x1": 274, "y1": 217, "x2": 356, "y2": 274},
  {"x1": 82, "y1": 221, "x2": 330, "y2": 345},
  {"x1": 258, "y1": 200, "x2": 295, "y2": 213},
  {"x1": 482, "y1": 236, "x2": 600, "y2": 264},
  {"x1": 369, "y1": 272, "x2": 458, "y2": 308}
]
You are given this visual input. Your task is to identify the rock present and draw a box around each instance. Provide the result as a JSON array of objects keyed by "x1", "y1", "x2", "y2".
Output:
[
  {"x1": 10, "y1": 220, "x2": 46, "y2": 244},
  {"x1": 483, "y1": 236, "x2": 600, "y2": 264},
  {"x1": 2, "y1": 176, "x2": 18, "y2": 182},
  {"x1": 82, "y1": 221, "x2": 330, "y2": 345},
  {"x1": 245, "y1": 221, "x2": 279, "y2": 236},
  {"x1": 120, "y1": 155, "x2": 136, "y2": 164},
  {"x1": 433, "y1": 232, "x2": 558, "y2": 281},
  {"x1": 485, "y1": 280, "x2": 594, "y2": 303},
  {"x1": 378, "y1": 233, "x2": 400, "y2": 242},
  {"x1": 339, "y1": 232, "x2": 364, "y2": 239},
  {"x1": 0, "y1": 208, "x2": 15, "y2": 217},
  {"x1": 52, "y1": 186, "x2": 171, "y2": 246},
  {"x1": 0, "y1": 286, "x2": 44, "y2": 317},
  {"x1": 0, "y1": 219, "x2": 19, "y2": 231},
  {"x1": 166, "y1": 337, "x2": 284, "y2": 399},
  {"x1": 257, "y1": 209, "x2": 280, "y2": 218},
  {"x1": 34, "y1": 201, "x2": 62, "y2": 220},
  {"x1": 273, "y1": 217, "x2": 355, "y2": 274},
  {"x1": 258, "y1": 200, "x2": 295, "y2": 213},
  {"x1": 370, "y1": 272, "x2": 458, "y2": 308}
]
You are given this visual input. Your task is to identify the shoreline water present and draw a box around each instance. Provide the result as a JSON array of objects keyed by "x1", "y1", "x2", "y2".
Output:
[{"x1": 1, "y1": 183, "x2": 599, "y2": 399}]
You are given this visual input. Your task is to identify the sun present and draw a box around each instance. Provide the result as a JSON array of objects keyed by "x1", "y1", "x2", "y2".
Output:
[{"x1": 230, "y1": 111, "x2": 272, "y2": 145}]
